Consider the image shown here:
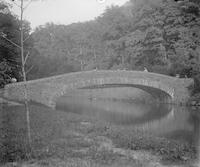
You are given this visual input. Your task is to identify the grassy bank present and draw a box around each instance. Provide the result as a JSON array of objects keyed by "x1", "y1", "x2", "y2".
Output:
[{"x1": 0, "y1": 103, "x2": 198, "y2": 167}]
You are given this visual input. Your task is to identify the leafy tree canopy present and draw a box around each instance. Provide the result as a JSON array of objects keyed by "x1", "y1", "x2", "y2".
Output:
[{"x1": 27, "y1": 0, "x2": 200, "y2": 82}]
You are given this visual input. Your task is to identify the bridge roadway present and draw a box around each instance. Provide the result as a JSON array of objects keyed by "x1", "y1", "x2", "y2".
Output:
[{"x1": 3, "y1": 70, "x2": 193, "y2": 108}]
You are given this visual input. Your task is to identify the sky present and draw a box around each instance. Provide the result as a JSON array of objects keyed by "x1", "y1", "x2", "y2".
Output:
[{"x1": 11, "y1": 0, "x2": 129, "y2": 30}]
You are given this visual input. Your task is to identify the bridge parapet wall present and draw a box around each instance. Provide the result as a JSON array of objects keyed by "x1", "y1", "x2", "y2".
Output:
[{"x1": 3, "y1": 70, "x2": 193, "y2": 108}]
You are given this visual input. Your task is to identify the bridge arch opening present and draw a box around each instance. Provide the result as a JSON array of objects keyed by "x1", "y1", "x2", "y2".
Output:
[
  {"x1": 55, "y1": 85, "x2": 174, "y2": 126},
  {"x1": 52, "y1": 82, "x2": 173, "y2": 108},
  {"x1": 78, "y1": 84, "x2": 172, "y2": 104}
]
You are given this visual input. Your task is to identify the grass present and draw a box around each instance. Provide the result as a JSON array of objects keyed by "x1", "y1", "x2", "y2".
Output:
[{"x1": 0, "y1": 102, "x2": 198, "y2": 167}]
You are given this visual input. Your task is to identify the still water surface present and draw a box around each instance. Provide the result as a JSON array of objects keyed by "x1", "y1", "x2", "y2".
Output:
[
  {"x1": 1, "y1": 87, "x2": 200, "y2": 163},
  {"x1": 56, "y1": 87, "x2": 200, "y2": 148}
]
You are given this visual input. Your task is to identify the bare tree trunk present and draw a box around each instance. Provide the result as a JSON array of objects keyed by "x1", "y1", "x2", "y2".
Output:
[{"x1": 20, "y1": 0, "x2": 31, "y2": 149}]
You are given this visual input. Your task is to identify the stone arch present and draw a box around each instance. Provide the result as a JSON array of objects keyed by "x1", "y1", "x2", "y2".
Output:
[
  {"x1": 48, "y1": 76, "x2": 178, "y2": 108},
  {"x1": 3, "y1": 70, "x2": 193, "y2": 108}
]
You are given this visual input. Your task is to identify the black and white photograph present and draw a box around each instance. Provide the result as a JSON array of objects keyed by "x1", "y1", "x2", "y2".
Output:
[{"x1": 0, "y1": 0, "x2": 200, "y2": 166}]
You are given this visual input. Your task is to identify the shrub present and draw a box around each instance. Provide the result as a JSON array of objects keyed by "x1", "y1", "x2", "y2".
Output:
[{"x1": 193, "y1": 74, "x2": 200, "y2": 94}]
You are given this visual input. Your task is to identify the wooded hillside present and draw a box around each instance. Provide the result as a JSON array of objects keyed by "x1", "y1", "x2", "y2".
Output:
[{"x1": 1, "y1": 0, "x2": 200, "y2": 86}]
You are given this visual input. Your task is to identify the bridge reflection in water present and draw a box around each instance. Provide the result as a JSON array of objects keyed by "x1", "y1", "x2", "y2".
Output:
[
  {"x1": 56, "y1": 87, "x2": 200, "y2": 165},
  {"x1": 56, "y1": 87, "x2": 199, "y2": 146}
]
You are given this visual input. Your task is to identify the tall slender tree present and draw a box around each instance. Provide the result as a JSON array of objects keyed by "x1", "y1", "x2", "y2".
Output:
[{"x1": 0, "y1": 0, "x2": 34, "y2": 154}]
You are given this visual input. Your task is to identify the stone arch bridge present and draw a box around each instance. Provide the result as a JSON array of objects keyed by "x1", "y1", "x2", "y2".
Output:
[{"x1": 3, "y1": 70, "x2": 193, "y2": 108}]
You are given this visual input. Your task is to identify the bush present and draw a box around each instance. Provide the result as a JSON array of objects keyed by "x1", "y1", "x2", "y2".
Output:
[
  {"x1": 193, "y1": 74, "x2": 200, "y2": 94},
  {"x1": 151, "y1": 65, "x2": 170, "y2": 75}
]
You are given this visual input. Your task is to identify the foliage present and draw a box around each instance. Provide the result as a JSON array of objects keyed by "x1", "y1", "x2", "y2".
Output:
[
  {"x1": 0, "y1": 2, "x2": 32, "y2": 87},
  {"x1": 25, "y1": 0, "x2": 200, "y2": 85},
  {"x1": 0, "y1": 2, "x2": 20, "y2": 87},
  {"x1": 0, "y1": 0, "x2": 199, "y2": 81},
  {"x1": 192, "y1": 74, "x2": 200, "y2": 94},
  {"x1": 26, "y1": 52, "x2": 78, "y2": 80},
  {"x1": 0, "y1": 60, "x2": 12, "y2": 88}
]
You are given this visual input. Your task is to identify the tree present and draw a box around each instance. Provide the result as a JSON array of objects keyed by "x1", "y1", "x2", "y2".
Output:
[
  {"x1": 0, "y1": 2, "x2": 21, "y2": 87},
  {"x1": 1, "y1": 0, "x2": 35, "y2": 156},
  {"x1": 169, "y1": 0, "x2": 200, "y2": 77},
  {"x1": 0, "y1": 0, "x2": 34, "y2": 160},
  {"x1": 25, "y1": 0, "x2": 200, "y2": 78}
]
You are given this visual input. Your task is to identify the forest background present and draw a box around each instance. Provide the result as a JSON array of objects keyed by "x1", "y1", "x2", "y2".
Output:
[{"x1": 0, "y1": 0, "x2": 200, "y2": 93}]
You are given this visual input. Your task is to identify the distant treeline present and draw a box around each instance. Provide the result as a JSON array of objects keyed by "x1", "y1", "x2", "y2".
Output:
[{"x1": 1, "y1": 0, "x2": 200, "y2": 88}]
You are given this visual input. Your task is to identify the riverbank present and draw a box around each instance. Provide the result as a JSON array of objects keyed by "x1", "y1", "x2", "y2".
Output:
[{"x1": 0, "y1": 103, "x2": 198, "y2": 167}]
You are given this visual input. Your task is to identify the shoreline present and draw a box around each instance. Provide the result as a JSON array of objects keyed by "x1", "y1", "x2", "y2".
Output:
[{"x1": 0, "y1": 103, "x2": 198, "y2": 167}]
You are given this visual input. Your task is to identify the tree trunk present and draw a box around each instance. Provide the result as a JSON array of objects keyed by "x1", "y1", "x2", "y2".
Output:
[{"x1": 20, "y1": 0, "x2": 31, "y2": 150}]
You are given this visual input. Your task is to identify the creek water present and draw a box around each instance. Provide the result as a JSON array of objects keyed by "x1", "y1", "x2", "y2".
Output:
[
  {"x1": 55, "y1": 87, "x2": 200, "y2": 164},
  {"x1": 0, "y1": 86, "x2": 200, "y2": 163},
  {"x1": 56, "y1": 87, "x2": 200, "y2": 146}
]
